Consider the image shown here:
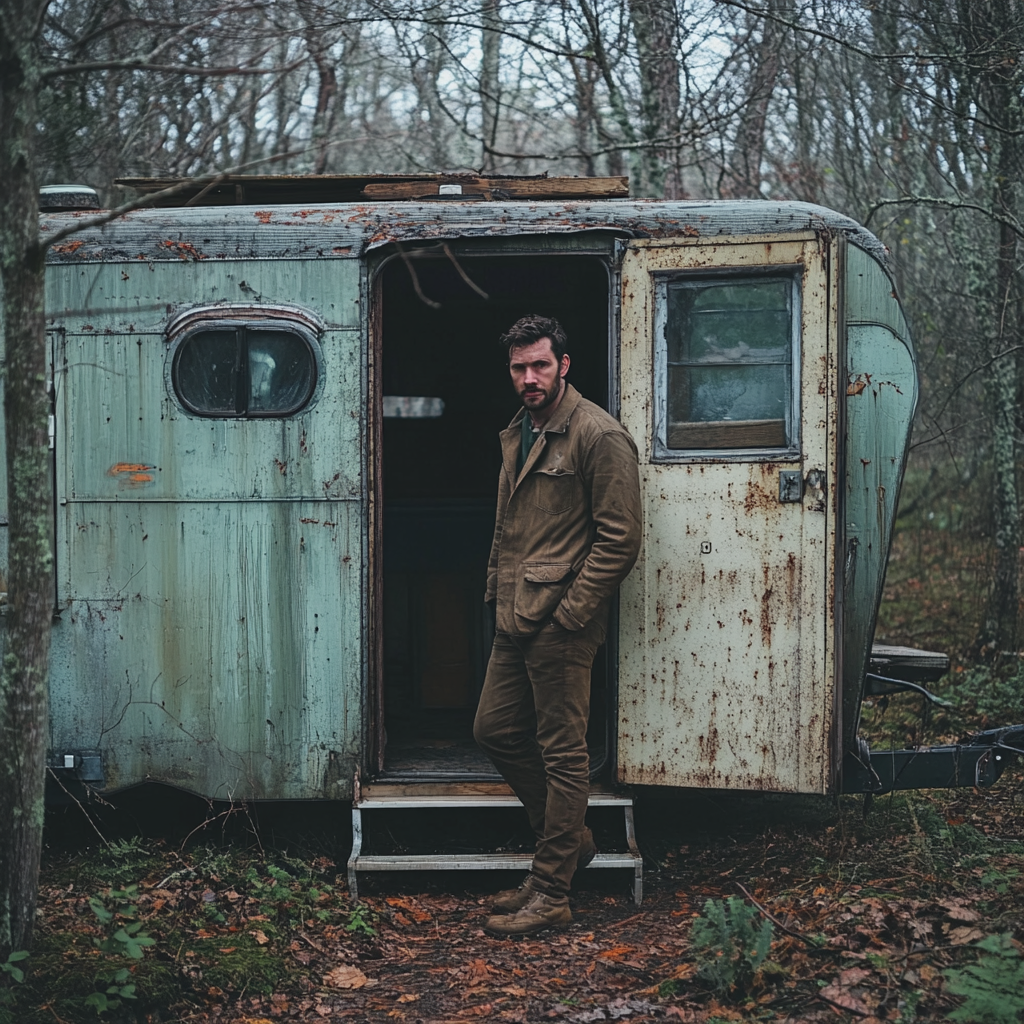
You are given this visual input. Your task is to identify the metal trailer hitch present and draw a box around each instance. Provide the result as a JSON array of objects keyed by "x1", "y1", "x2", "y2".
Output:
[{"x1": 842, "y1": 724, "x2": 1024, "y2": 795}]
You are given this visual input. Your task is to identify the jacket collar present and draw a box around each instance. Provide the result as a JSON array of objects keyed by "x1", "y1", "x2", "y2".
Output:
[
  {"x1": 505, "y1": 382, "x2": 581, "y2": 434},
  {"x1": 500, "y1": 383, "x2": 581, "y2": 491}
]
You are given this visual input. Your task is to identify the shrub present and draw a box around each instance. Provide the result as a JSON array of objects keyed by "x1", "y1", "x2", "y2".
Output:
[{"x1": 689, "y1": 896, "x2": 774, "y2": 999}]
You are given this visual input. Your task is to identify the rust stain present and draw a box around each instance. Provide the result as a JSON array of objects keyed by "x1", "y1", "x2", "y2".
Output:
[
  {"x1": 760, "y1": 564, "x2": 773, "y2": 647},
  {"x1": 847, "y1": 378, "x2": 867, "y2": 396},
  {"x1": 162, "y1": 240, "x2": 205, "y2": 261},
  {"x1": 254, "y1": 210, "x2": 274, "y2": 223},
  {"x1": 108, "y1": 462, "x2": 152, "y2": 475},
  {"x1": 744, "y1": 479, "x2": 774, "y2": 514}
]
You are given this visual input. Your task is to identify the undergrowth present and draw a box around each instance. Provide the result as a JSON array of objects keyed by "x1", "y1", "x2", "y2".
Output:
[{"x1": 0, "y1": 835, "x2": 369, "y2": 1024}]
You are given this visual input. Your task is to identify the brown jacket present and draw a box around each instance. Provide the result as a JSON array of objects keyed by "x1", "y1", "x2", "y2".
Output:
[{"x1": 485, "y1": 384, "x2": 642, "y2": 637}]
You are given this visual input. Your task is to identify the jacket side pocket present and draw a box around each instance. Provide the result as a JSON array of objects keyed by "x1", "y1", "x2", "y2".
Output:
[{"x1": 515, "y1": 562, "x2": 573, "y2": 625}]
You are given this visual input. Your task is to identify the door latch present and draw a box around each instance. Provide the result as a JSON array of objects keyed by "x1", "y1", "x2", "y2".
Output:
[{"x1": 779, "y1": 470, "x2": 803, "y2": 503}]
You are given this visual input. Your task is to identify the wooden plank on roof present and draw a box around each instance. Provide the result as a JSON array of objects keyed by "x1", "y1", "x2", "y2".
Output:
[
  {"x1": 360, "y1": 176, "x2": 629, "y2": 200},
  {"x1": 114, "y1": 173, "x2": 629, "y2": 206}
]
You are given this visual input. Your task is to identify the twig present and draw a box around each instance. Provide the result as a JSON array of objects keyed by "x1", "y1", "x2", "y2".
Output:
[
  {"x1": 396, "y1": 243, "x2": 442, "y2": 309},
  {"x1": 45, "y1": 768, "x2": 111, "y2": 848},
  {"x1": 155, "y1": 864, "x2": 195, "y2": 890},
  {"x1": 736, "y1": 883, "x2": 834, "y2": 953},
  {"x1": 442, "y1": 243, "x2": 489, "y2": 299},
  {"x1": 299, "y1": 930, "x2": 327, "y2": 953},
  {"x1": 604, "y1": 911, "x2": 646, "y2": 931},
  {"x1": 40, "y1": 1002, "x2": 72, "y2": 1024}
]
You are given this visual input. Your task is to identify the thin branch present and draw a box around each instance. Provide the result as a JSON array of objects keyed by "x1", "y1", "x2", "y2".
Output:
[
  {"x1": 396, "y1": 243, "x2": 442, "y2": 309},
  {"x1": 736, "y1": 882, "x2": 833, "y2": 952},
  {"x1": 41, "y1": 56, "x2": 301, "y2": 81},
  {"x1": 714, "y1": 0, "x2": 995, "y2": 67},
  {"x1": 442, "y1": 243, "x2": 488, "y2": 299},
  {"x1": 863, "y1": 196, "x2": 1024, "y2": 238},
  {"x1": 45, "y1": 768, "x2": 111, "y2": 848}
]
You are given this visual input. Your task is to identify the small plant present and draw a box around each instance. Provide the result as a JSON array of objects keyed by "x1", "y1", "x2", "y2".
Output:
[
  {"x1": 82, "y1": 886, "x2": 156, "y2": 1014},
  {"x1": 689, "y1": 896, "x2": 774, "y2": 999},
  {"x1": 89, "y1": 886, "x2": 157, "y2": 959},
  {"x1": 345, "y1": 904, "x2": 377, "y2": 936},
  {"x1": 0, "y1": 951, "x2": 28, "y2": 985},
  {"x1": 83, "y1": 967, "x2": 137, "y2": 1016},
  {"x1": 944, "y1": 933, "x2": 1024, "y2": 1024}
]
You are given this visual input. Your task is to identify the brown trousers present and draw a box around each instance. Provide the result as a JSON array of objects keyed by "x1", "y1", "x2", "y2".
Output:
[{"x1": 473, "y1": 618, "x2": 605, "y2": 897}]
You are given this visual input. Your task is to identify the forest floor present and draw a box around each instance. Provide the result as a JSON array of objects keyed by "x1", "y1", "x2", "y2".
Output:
[{"x1": 4, "y1": 524, "x2": 1024, "y2": 1024}]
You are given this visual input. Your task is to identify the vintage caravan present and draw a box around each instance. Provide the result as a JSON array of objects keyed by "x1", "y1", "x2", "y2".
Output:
[{"x1": 29, "y1": 175, "x2": 1021, "y2": 897}]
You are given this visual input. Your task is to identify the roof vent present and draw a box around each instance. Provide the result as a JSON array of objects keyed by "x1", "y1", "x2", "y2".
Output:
[{"x1": 39, "y1": 184, "x2": 100, "y2": 212}]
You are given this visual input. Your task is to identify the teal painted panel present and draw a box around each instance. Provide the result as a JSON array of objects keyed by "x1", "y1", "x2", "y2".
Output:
[
  {"x1": 55, "y1": 329, "x2": 360, "y2": 504},
  {"x1": 46, "y1": 257, "x2": 366, "y2": 799},
  {"x1": 48, "y1": 500, "x2": 361, "y2": 799},
  {"x1": 842, "y1": 245, "x2": 918, "y2": 749},
  {"x1": 46, "y1": 260, "x2": 360, "y2": 332}
]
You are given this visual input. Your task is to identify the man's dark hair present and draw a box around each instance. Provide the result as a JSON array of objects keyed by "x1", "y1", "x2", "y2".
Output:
[{"x1": 499, "y1": 315, "x2": 568, "y2": 363}]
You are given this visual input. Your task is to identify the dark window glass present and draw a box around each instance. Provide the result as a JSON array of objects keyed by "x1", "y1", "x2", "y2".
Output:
[
  {"x1": 175, "y1": 329, "x2": 238, "y2": 414},
  {"x1": 664, "y1": 278, "x2": 794, "y2": 450},
  {"x1": 174, "y1": 325, "x2": 317, "y2": 417}
]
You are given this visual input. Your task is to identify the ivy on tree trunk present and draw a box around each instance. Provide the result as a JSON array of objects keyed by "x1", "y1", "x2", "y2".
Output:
[{"x1": 0, "y1": 0, "x2": 54, "y2": 955}]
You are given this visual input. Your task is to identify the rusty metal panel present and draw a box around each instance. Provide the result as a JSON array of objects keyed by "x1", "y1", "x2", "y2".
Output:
[
  {"x1": 841, "y1": 245, "x2": 918, "y2": 751},
  {"x1": 617, "y1": 235, "x2": 837, "y2": 793},
  {"x1": 45, "y1": 259, "x2": 365, "y2": 799},
  {"x1": 41, "y1": 201, "x2": 891, "y2": 268}
]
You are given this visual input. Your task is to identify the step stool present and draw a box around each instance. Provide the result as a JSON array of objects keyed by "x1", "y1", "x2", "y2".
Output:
[{"x1": 347, "y1": 778, "x2": 642, "y2": 905}]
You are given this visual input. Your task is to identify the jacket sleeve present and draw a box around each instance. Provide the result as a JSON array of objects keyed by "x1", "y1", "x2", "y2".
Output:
[
  {"x1": 484, "y1": 464, "x2": 511, "y2": 603},
  {"x1": 553, "y1": 428, "x2": 642, "y2": 630}
]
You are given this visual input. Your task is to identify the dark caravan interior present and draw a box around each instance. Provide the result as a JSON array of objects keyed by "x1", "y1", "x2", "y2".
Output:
[{"x1": 378, "y1": 251, "x2": 611, "y2": 780}]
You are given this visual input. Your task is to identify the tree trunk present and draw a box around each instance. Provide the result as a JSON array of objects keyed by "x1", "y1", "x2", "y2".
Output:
[
  {"x1": 628, "y1": 0, "x2": 681, "y2": 198},
  {"x1": 0, "y1": 0, "x2": 55, "y2": 955},
  {"x1": 479, "y1": 0, "x2": 501, "y2": 171},
  {"x1": 976, "y1": 0, "x2": 1023, "y2": 655},
  {"x1": 726, "y1": 1, "x2": 785, "y2": 198}
]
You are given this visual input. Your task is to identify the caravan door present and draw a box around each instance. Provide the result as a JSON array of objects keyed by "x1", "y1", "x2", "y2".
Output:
[{"x1": 617, "y1": 233, "x2": 839, "y2": 793}]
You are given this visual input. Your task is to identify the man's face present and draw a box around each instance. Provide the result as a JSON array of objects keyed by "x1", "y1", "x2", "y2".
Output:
[{"x1": 509, "y1": 337, "x2": 570, "y2": 412}]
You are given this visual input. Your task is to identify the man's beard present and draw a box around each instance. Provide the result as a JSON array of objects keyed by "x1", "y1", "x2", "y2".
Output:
[{"x1": 520, "y1": 377, "x2": 562, "y2": 411}]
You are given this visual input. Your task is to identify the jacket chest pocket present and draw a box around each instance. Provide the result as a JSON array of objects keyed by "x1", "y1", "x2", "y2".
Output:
[{"x1": 531, "y1": 468, "x2": 579, "y2": 515}]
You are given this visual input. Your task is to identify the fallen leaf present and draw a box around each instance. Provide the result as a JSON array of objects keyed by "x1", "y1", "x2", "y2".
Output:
[
  {"x1": 820, "y1": 982, "x2": 870, "y2": 1014},
  {"x1": 942, "y1": 904, "x2": 981, "y2": 923},
  {"x1": 501, "y1": 986, "x2": 528, "y2": 996},
  {"x1": 324, "y1": 964, "x2": 369, "y2": 989},
  {"x1": 397, "y1": 993, "x2": 420, "y2": 1003},
  {"x1": 217, "y1": 947, "x2": 237, "y2": 954},
  {"x1": 250, "y1": 929, "x2": 269, "y2": 945},
  {"x1": 599, "y1": 945, "x2": 636, "y2": 959},
  {"x1": 949, "y1": 926, "x2": 985, "y2": 945},
  {"x1": 838, "y1": 967, "x2": 872, "y2": 986}
]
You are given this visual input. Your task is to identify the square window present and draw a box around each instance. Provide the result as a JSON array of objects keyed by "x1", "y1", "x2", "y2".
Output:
[{"x1": 656, "y1": 274, "x2": 799, "y2": 455}]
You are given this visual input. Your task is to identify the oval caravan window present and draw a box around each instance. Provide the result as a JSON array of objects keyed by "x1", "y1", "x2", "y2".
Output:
[{"x1": 171, "y1": 321, "x2": 319, "y2": 418}]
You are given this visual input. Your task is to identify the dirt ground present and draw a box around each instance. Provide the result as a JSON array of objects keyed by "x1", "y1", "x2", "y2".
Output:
[{"x1": 11, "y1": 756, "x2": 1023, "y2": 1024}]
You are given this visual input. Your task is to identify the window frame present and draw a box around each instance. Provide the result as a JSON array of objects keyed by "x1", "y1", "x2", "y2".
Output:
[
  {"x1": 166, "y1": 310, "x2": 323, "y2": 419},
  {"x1": 652, "y1": 265, "x2": 803, "y2": 463}
]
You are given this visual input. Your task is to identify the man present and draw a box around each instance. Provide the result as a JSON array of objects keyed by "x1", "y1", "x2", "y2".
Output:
[{"x1": 474, "y1": 314, "x2": 642, "y2": 937}]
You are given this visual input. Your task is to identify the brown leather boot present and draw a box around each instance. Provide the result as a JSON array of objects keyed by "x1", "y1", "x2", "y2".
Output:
[
  {"x1": 484, "y1": 890, "x2": 572, "y2": 937},
  {"x1": 490, "y1": 875, "x2": 539, "y2": 915},
  {"x1": 577, "y1": 827, "x2": 598, "y2": 870}
]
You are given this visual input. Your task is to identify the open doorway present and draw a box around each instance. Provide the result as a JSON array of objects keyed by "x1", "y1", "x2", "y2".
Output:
[{"x1": 375, "y1": 251, "x2": 612, "y2": 780}]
